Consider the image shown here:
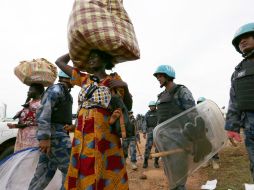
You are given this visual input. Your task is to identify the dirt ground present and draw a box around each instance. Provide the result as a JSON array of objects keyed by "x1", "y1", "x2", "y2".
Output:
[{"x1": 126, "y1": 134, "x2": 251, "y2": 190}]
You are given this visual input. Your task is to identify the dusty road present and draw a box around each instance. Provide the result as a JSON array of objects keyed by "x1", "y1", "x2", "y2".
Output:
[{"x1": 126, "y1": 135, "x2": 213, "y2": 190}]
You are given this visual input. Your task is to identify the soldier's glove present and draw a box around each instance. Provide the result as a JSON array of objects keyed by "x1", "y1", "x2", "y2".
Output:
[
  {"x1": 227, "y1": 131, "x2": 241, "y2": 142},
  {"x1": 227, "y1": 131, "x2": 241, "y2": 146},
  {"x1": 183, "y1": 116, "x2": 212, "y2": 163}
]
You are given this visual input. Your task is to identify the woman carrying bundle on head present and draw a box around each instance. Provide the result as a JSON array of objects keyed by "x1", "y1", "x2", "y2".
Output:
[
  {"x1": 7, "y1": 83, "x2": 44, "y2": 152},
  {"x1": 55, "y1": 50, "x2": 132, "y2": 190}
]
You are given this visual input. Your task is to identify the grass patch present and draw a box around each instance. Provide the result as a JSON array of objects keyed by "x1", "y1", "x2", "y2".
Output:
[{"x1": 201, "y1": 143, "x2": 251, "y2": 190}]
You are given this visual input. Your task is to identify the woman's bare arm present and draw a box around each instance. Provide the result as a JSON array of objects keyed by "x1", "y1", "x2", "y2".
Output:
[{"x1": 55, "y1": 53, "x2": 73, "y2": 77}]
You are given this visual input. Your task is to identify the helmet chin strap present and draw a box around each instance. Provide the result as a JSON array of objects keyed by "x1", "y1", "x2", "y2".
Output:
[{"x1": 242, "y1": 49, "x2": 254, "y2": 58}]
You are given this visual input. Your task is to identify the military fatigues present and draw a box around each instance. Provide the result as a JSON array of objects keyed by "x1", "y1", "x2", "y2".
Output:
[
  {"x1": 122, "y1": 136, "x2": 137, "y2": 163},
  {"x1": 142, "y1": 109, "x2": 159, "y2": 167},
  {"x1": 225, "y1": 58, "x2": 254, "y2": 181},
  {"x1": 136, "y1": 115, "x2": 145, "y2": 131},
  {"x1": 122, "y1": 117, "x2": 138, "y2": 163},
  {"x1": 156, "y1": 83, "x2": 195, "y2": 190},
  {"x1": 29, "y1": 84, "x2": 73, "y2": 190}
]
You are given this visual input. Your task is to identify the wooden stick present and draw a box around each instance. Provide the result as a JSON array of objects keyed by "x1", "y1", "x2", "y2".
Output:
[
  {"x1": 229, "y1": 137, "x2": 237, "y2": 147},
  {"x1": 150, "y1": 148, "x2": 184, "y2": 158}
]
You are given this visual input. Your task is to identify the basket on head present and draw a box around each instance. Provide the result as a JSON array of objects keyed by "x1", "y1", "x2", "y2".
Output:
[{"x1": 14, "y1": 58, "x2": 57, "y2": 86}]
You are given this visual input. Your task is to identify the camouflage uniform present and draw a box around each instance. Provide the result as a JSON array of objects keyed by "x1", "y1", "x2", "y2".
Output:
[
  {"x1": 143, "y1": 129, "x2": 158, "y2": 159},
  {"x1": 142, "y1": 109, "x2": 159, "y2": 168},
  {"x1": 156, "y1": 83, "x2": 195, "y2": 190},
  {"x1": 225, "y1": 58, "x2": 254, "y2": 180},
  {"x1": 122, "y1": 116, "x2": 138, "y2": 164},
  {"x1": 28, "y1": 84, "x2": 72, "y2": 190},
  {"x1": 136, "y1": 114, "x2": 145, "y2": 131},
  {"x1": 122, "y1": 136, "x2": 137, "y2": 163}
]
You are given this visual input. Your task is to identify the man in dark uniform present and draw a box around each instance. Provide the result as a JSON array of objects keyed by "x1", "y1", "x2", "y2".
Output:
[
  {"x1": 136, "y1": 114, "x2": 145, "y2": 132},
  {"x1": 154, "y1": 65, "x2": 195, "y2": 190},
  {"x1": 29, "y1": 70, "x2": 73, "y2": 190},
  {"x1": 225, "y1": 23, "x2": 254, "y2": 181},
  {"x1": 122, "y1": 111, "x2": 139, "y2": 170},
  {"x1": 142, "y1": 101, "x2": 159, "y2": 168}
]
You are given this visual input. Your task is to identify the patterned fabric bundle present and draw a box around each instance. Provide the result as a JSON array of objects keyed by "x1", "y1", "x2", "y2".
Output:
[
  {"x1": 68, "y1": 0, "x2": 140, "y2": 71},
  {"x1": 78, "y1": 82, "x2": 111, "y2": 109},
  {"x1": 14, "y1": 58, "x2": 57, "y2": 86}
]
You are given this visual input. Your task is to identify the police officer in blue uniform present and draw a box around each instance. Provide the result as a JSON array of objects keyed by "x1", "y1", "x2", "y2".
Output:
[
  {"x1": 122, "y1": 111, "x2": 138, "y2": 170},
  {"x1": 154, "y1": 65, "x2": 195, "y2": 190},
  {"x1": 142, "y1": 101, "x2": 159, "y2": 168},
  {"x1": 225, "y1": 23, "x2": 254, "y2": 181},
  {"x1": 29, "y1": 70, "x2": 73, "y2": 190}
]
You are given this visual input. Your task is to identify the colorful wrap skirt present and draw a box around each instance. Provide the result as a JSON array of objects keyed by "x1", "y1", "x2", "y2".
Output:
[{"x1": 65, "y1": 107, "x2": 128, "y2": 190}]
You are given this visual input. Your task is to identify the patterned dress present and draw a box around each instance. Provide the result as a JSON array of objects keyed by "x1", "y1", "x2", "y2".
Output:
[
  {"x1": 14, "y1": 99, "x2": 40, "y2": 152},
  {"x1": 65, "y1": 69, "x2": 129, "y2": 190}
]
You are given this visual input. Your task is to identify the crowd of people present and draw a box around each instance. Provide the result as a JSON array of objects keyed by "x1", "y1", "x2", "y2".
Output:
[{"x1": 1, "y1": 22, "x2": 254, "y2": 190}]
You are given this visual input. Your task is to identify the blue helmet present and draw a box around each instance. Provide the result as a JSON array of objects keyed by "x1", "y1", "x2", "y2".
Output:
[
  {"x1": 232, "y1": 23, "x2": 254, "y2": 53},
  {"x1": 197, "y1": 97, "x2": 206, "y2": 104},
  {"x1": 153, "y1": 65, "x2": 175, "y2": 79},
  {"x1": 148, "y1": 101, "x2": 156, "y2": 107},
  {"x1": 58, "y1": 70, "x2": 70, "y2": 79}
]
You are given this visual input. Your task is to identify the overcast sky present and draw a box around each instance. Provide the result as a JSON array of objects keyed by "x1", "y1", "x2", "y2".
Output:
[{"x1": 0, "y1": 0, "x2": 253, "y2": 117}]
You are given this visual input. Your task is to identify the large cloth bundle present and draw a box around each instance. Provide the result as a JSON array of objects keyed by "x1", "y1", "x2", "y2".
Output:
[
  {"x1": 14, "y1": 58, "x2": 57, "y2": 86},
  {"x1": 68, "y1": 0, "x2": 140, "y2": 70},
  {"x1": 0, "y1": 148, "x2": 62, "y2": 190}
]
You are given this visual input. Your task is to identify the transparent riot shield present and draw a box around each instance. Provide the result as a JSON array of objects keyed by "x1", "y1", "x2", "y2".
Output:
[
  {"x1": 153, "y1": 100, "x2": 227, "y2": 189},
  {"x1": 0, "y1": 148, "x2": 62, "y2": 190}
]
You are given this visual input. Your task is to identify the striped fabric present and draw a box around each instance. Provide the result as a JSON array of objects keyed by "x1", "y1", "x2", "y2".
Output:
[
  {"x1": 14, "y1": 58, "x2": 57, "y2": 87},
  {"x1": 68, "y1": 0, "x2": 140, "y2": 71}
]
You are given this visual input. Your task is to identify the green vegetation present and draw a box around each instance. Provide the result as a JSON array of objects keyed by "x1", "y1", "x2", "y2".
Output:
[{"x1": 199, "y1": 142, "x2": 252, "y2": 190}]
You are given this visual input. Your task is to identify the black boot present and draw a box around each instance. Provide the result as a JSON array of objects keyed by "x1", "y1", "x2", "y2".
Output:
[
  {"x1": 143, "y1": 158, "x2": 148, "y2": 168},
  {"x1": 154, "y1": 157, "x2": 159, "y2": 168}
]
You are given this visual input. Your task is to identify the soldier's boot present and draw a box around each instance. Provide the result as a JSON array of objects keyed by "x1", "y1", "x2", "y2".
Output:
[
  {"x1": 154, "y1": 157, "x2": 159, "y2": 168},
  {"x1": 212, "y1": 159, "x2": 219, "y2": 170},
  {"x1": 143, "y1": 158, "x2": 148, "y2": 168},
  {"x1": 131, "y1": 162, "x2": 138, "y2": 170}
]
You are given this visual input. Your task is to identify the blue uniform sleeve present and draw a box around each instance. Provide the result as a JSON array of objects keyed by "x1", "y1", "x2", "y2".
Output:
[
  {"x1": 36, "y1": 85, "x2": 61, "y2": 140},
  {"x1": 178, "y1": 86, "x2": 195, "y2": 110},
  {"x1": 225, "y1": 86, "x2": 242, "y2": 133}
]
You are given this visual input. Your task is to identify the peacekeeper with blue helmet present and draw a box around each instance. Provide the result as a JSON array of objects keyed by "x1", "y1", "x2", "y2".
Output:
[
  {"x1": 225, "y1": 22, "x2": 254, "y2": 181},
  {"x1": 29, "y1": 70, "x2": 74, "y2": 190},
  {"x1": 153, "y1": 65, "x2": 195, "y2": 190},
  {"x1": 142, "y1": 100, "x2": 159, "y2": 168}
]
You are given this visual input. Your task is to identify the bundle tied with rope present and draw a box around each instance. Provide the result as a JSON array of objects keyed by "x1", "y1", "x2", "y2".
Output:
[
  {"x1": 14, "y1": 58, "x2": 57, "y2": 87},
  {"x1": 68, "y1": 0, "x2": 140, "y2": 71}
]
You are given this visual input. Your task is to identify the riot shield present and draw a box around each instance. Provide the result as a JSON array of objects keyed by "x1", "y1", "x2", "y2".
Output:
[
  {"x1": 153, "y1": 100, "x2": 227, "y2": 189},
  {"x1": 0, "y1": 148, "x2": 62, "y2": 190}
]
